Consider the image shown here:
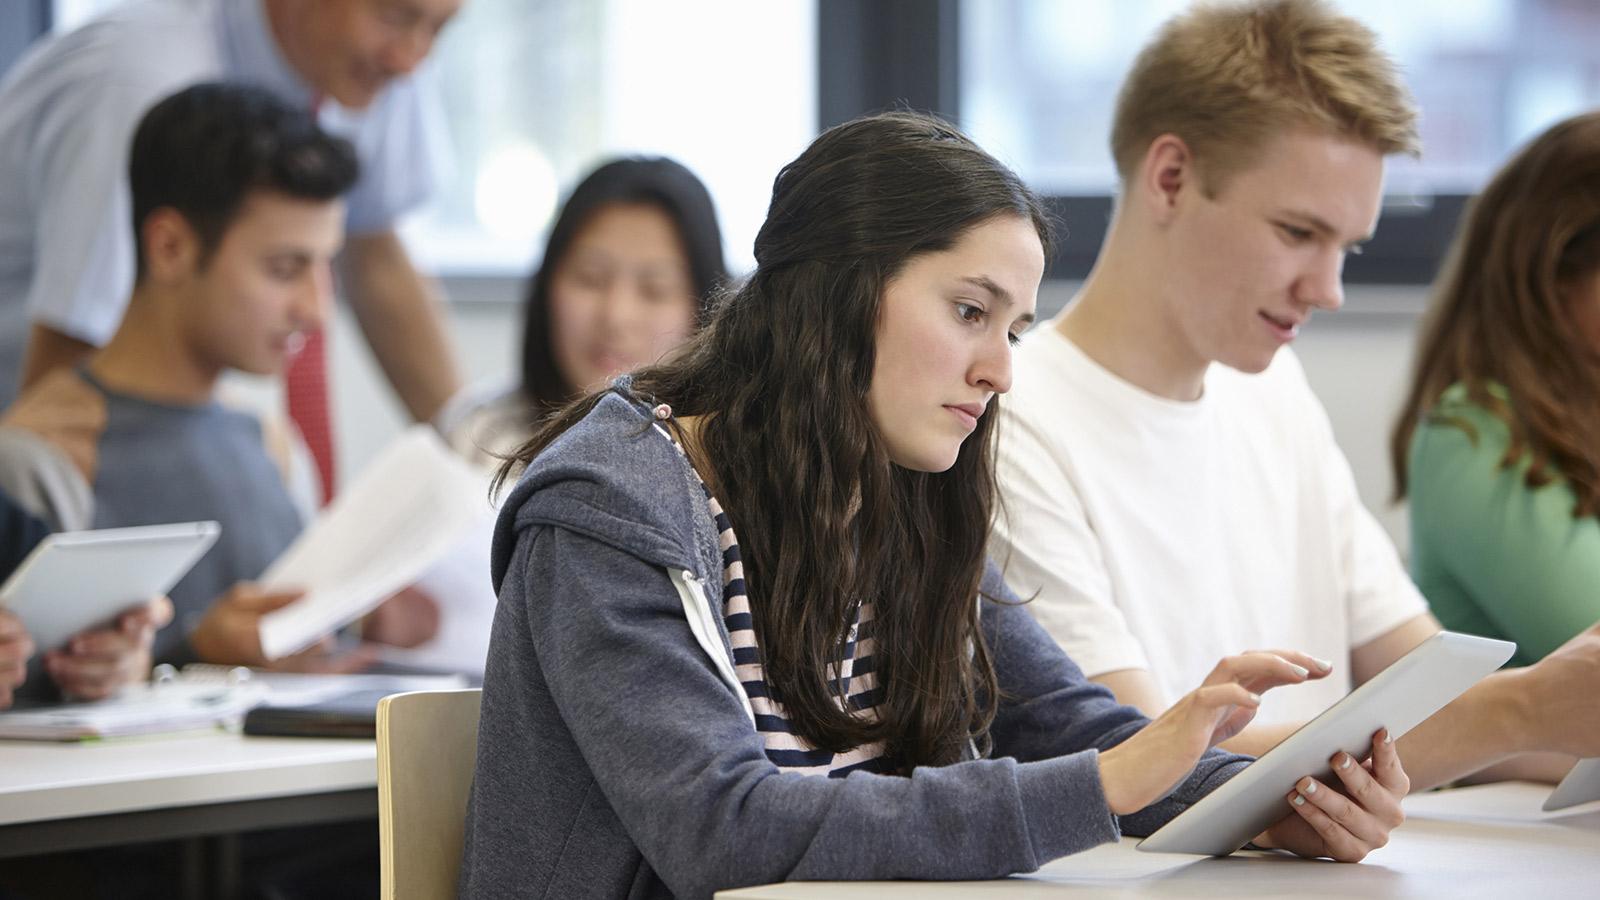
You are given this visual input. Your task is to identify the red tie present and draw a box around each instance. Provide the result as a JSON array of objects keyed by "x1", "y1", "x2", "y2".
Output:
[
  {"x1": 287, "y1": 92, "x2": 336, "y2": 505},
  {"x1": 286, "y1": 327, "x2": 335, "y2": 505}
]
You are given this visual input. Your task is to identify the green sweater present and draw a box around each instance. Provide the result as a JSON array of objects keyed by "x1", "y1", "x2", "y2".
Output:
[{"x1": 1408, "y1": 383, "x2": 1600, "y2": 668}]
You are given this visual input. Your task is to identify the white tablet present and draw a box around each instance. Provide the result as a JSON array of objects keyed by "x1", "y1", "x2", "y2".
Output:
[
  {"x1": 0, "y1": 521, "x2": 220, "y2": 652},
  {"x1": 1138, "y1": 630, "x2": 1515, "y2": 856},
  {"x1": 1544, "y1": 757, "x2": 1600, "y2": 812}
]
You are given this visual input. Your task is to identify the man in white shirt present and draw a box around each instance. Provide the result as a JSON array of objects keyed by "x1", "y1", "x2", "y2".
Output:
[
  {"x1": 993, "y1": 0, "x2": 1600, "y2": 789},
  {"x1": 0, "y1": 0, "x2": 466, "y2": 487}
]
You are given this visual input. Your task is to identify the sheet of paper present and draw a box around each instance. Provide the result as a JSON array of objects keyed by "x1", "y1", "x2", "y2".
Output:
[
  {"x1": 257, "y1": 425, "x2": 493, "y2": 659},
  {"x1": 377, "y1": 507, "x2": 499, "y2": 675}
]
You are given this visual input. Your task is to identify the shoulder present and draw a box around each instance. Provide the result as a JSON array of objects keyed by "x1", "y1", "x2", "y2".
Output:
[
  {"x1": 0, "y1": 369, "x2": 106, "y2": 485},
  {"x1": 1410, "y1": 383, "x2": 1513, "y2": 472},
  {"x1": 445, "y1": 387, "x2": 535, "y2": 471}
]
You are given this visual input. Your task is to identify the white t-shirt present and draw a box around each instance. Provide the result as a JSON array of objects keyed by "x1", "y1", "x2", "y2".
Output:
[
  {"x1": 992, "y1": 324, "x2": 1426, "y2": 725},
  {"x1": 0, "y1": 0, "x2": 451, "y2": 405}
]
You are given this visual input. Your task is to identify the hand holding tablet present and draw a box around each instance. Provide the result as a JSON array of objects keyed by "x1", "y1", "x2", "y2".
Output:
[{"x1": 1137, "y1": 630, "x2": 1515, "y2": 858}]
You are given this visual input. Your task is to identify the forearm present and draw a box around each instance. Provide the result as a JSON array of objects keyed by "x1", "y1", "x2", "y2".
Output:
[
  {"x1": 341, "y1": 232, "x2": 462, "y2": 423},
  {"x1": 1459, "y1": 751, "x2": 1577, "y2": 786},
  {"x1": 1394, "y1": 668, "x2": 1531, "y2": 791}
]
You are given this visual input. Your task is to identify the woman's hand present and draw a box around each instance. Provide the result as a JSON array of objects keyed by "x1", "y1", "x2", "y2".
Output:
[
  {"x1": 1254, "y1": 728, "x2": 1410, "y2": 862},
  {"x1": 47, "y1": 596, "x2": 173, "y2": 701},
  {"x1": 1098, "y1": 650, "x2": 1330, "y2": 815}
]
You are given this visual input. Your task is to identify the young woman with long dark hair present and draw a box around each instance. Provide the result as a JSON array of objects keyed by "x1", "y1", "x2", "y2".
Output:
[
  {"x1": 460, "y1": 112, "x2": 1407, "y2": 898},
  {"x1": 449, "y1": 157, "x2": 727, "y2": 466}
]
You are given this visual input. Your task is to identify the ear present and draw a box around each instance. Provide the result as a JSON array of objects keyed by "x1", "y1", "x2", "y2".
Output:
[
  {"x1": 1136, "y1": 134, "x2": 1195, "y2": 225},
  {"x1": 140, "y1": 207, "x2": 202, "y2": 283}
]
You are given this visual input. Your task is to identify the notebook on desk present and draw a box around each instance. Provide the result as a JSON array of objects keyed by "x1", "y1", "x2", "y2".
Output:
[{"x1": 240, "y1": 672, "x2": 471, "y2": 739}]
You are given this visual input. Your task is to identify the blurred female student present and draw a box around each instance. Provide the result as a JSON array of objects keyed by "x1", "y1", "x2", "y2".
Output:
[
  {"x1": 449, "y1": 157, "x2": 727, "y2": 466},
  {"x1": 460, "y1": 113, "x2": 1407, "y2": 899},
  {"x1": 1395, "y1": 111, "x2": 1600, "y2": 668}
]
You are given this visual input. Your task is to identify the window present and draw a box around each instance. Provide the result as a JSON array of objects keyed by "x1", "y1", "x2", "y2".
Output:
[
  {"x1": 960, "y1": 0, "x2": 1600, "y2": 281},
  {"x1": 962, "y1": 0, "x2": 1600, "y2": 195},
  {"x1": 406, "y1": 0, "x2": 817, "y2": 275}
]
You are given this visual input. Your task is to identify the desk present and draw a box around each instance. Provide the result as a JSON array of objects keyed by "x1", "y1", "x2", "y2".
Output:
[
  {"x1": 719, "y1": 783, "x2": 1599, "y2": 898},
  {"x1": 0, "y1": 730, "x2": 376, "y2": 858}
]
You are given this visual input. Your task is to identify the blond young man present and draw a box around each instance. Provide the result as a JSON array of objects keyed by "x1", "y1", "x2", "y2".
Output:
[{"x1": 993, "y1": 0, "x2": 1600, "y2": 790}]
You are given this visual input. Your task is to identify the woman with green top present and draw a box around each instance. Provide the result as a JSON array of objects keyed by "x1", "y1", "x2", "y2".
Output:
[{"x1": 1392, "y1": 111, "x2": 1600, "y2": 669}]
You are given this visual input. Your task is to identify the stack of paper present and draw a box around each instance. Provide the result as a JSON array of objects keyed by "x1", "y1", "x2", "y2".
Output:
[
  {"x1": 257, "y1": 426, "x2": 493, "y2": 660},
  {"x1": 0, "y1": 682, "x2": 269, "y2": 741}
]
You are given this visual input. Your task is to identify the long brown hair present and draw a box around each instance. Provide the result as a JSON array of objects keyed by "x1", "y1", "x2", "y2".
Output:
[
  {"x1": 499, "y1": 112, "x2": 1051, "y2": 769},
  {"x1": 1392, "y1": 111, "x2": 1600, "y2": 515}
]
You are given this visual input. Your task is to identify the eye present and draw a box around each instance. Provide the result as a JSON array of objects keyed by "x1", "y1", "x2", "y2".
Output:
[
  {"x1": 1007, "y1": 330, "x2": 1024, "y2": 347},
  {"x1": 1277, "y1": 222, "x2": 1313, "y2": 243},
  {"x1": 267, "y1": 258, "x2": 305, "y2": 281},
  {"x1": 955, "y1": 302, "x2": 985, "y2": 323}
]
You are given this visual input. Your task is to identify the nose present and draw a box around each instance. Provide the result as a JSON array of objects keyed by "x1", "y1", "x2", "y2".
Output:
[
  {"x1": 1297, "y1": 247, "x2": 1346, "y2": 312},
  {"x1": 295, "y1": 263, "x2": 333, "y2": 332},
  {"x1": 970, "y1": 331, "x2": 1014, "y2": 396}
]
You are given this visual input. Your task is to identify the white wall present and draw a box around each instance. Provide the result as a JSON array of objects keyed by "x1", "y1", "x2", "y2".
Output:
[{"x1": 326, "y1": 277, "x2": 1428, "y2": 552}]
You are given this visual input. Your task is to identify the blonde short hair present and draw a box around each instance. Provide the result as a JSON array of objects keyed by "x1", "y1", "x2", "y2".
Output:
[{"x1": 1111, "y1": 0, "x2": 1420, "y2": 192}]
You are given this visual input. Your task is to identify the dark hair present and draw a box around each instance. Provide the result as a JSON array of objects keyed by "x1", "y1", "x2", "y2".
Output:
[
  {"x1": 501, "y1": 112, "x2": 1051, "y2": 770},
  {"x1": 129, "y1": 82, "x2": 359, "y2": 279},
  {"x1": 1392, "y1": 111, "x2": 1600, "y2": 516},
  {"x1": 520, "y1": 157, "x2": 728, "y2": 414}
]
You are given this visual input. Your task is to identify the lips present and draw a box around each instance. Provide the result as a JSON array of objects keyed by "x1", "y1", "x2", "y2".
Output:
[
  {"x1": 1259, "y1": 311, "x2": 1303, "y2": 340},
  {"x1": 944, "y1": 401, "x2": 986, "y2": 431}
]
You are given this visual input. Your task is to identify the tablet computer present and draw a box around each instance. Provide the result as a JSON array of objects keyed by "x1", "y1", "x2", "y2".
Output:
[
  {"x1": 0, "y1": 521, "x2": 220, "y2": 652},
  {"x1": 1137, "y1": 630, "x2": 1515, "y2": 856},
  {"x1": 1544, "y1": 757, "x2": 1600, "y2": 812}
]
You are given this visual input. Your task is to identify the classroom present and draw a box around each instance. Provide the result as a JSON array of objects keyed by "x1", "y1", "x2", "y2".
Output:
[{"x1": 0, "y1": 0, "x2": 1597, "y2": 897}]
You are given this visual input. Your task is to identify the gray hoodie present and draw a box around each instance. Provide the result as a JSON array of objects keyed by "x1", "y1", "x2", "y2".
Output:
[{"x1": 459, "y1": 388, "x2": 1249, "y2": 899}]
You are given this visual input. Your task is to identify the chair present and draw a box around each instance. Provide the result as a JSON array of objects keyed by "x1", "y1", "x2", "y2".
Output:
[{"x1": 376, "y1": 688, "x2": 482, "y2": 900}]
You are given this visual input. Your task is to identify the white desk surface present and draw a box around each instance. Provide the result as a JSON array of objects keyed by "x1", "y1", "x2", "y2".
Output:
[
  {"x1": 0, "y1": 730, "x2": 375, "y2": 827},
  {"x1": 719, "y1": 782, "x2": 1600, "y2": 898}
]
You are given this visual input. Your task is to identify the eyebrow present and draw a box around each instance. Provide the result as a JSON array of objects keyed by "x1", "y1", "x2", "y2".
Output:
[
  {"x1": 1275, "y1": 209, "x2": 1374, "y2": 248},
  {"x1": 961, "y1": 275, "x2": 1036, "y2": 325}
]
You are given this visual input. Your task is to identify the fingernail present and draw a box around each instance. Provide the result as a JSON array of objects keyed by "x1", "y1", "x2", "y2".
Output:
[
  {"x1": 1338, "y1": 754, "x2": 1352, "y2": 770},
  {"x1": 1383, "y1": 730, "x2": 1393, "y2": 744},
  {"x1": 1248, "y1": 692, "x2": 1261, "y2": 704},
  {"x1": 1293, "y1": 795, "x2": 1306, "y2": 806},
  {"x1": 1314, "y1": 657, "x2": 1333, "y2": 671},
  {"x1": 1290, "y1": 664, "x2": 1309, "y2": 678},
  {"x1": 1304, "y1": 780, "x2": 1318, "y2": 794}
]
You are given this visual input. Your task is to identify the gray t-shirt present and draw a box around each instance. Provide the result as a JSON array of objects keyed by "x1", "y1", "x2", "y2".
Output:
[{"x1": 0, "y1": 369, "x2": 303, "y2": 666}]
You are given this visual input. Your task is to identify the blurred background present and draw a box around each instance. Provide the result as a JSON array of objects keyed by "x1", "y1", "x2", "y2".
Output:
[{"x1": 5, "y1": 0, "x2": 1600, "y2": 549}]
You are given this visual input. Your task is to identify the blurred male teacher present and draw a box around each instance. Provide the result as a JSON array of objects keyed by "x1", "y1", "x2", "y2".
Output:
[{"x1": 0, "y1": 0, "x2": 467, "y2": 501}]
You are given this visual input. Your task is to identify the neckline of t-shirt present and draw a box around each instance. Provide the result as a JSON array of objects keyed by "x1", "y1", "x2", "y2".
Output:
[
  {"x1": 75, "y1": 366, "x2": 226, "y2": 418},
  {"x1": 1035, "y1": 326, "x2": 1212, "y2": 420}
]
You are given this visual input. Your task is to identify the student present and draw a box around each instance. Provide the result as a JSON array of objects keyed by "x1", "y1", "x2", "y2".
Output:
[
  {"x1": 1393, "y1": 112, "x2": 1600, "y2": 668},
  {"x1": 991, "y1": 0, "x2": 1598, "y2": 789},
  {"x1": 0, "y1": 487, "x2": 169, "y2": 708},
  {"x1": 459, "y1": 112, "x2": 1408, "y2": 899},
  {"x1": 0, "y1": 0, "x2": 466, "y2": 500},
  {"x1": 449, "y1": 157, "x2": 728, "y2": 467},
  {"x1": 0, "y1": 83, "x2": 385, "y2": 671}
]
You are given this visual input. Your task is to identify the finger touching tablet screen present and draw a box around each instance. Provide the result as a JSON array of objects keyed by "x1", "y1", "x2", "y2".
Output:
[{"x1": 1138, "y1": 630, "x2": 1515, "y2": 856}]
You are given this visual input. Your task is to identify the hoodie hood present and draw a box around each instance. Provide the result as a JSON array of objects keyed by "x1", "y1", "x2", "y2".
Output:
[{"x1": 489, "y1": 387, "x2": 724, "y2": 594}]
